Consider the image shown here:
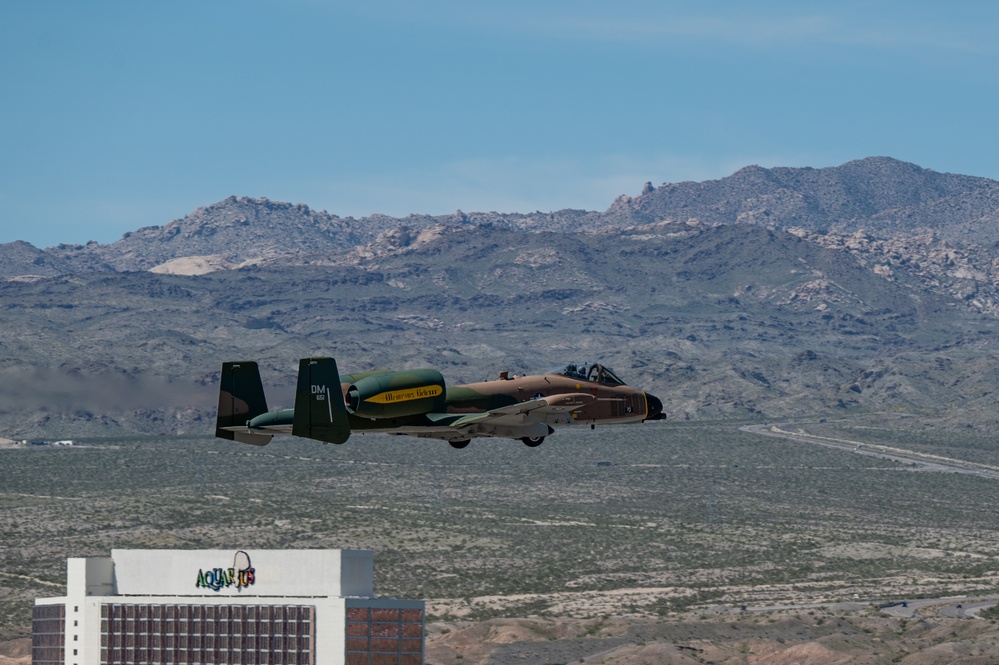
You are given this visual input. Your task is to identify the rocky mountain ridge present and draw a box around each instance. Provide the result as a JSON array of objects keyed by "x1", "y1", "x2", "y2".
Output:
[
  {"x1": 3, "y1": 157, "x2": 999, "y2": 438},
  {"x1": 39, "y1": 197, "x2": 599, "y2": 274},
  {"x1": 606, "y1": 156, "x2": 999, "y2": 242},
  {"x1": 7, "y1": 157, "x2": 994, "y2": 277}
]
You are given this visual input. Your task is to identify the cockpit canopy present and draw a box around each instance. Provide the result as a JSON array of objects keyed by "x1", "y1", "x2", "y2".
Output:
[{"x1": 550, "y1": 362, "x2": 626, "y2": 386}]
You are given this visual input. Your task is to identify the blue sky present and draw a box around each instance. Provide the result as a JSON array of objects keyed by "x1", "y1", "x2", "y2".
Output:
[{"x1": 2, "y1": 1, "x2": 997, "y2": 248}]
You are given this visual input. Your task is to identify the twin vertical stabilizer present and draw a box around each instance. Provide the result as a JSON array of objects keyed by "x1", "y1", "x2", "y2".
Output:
[
  {"x1": 216, "y1": 357, "x2": 351, "y2": 446},
  {"x1": 293, "y1": 357, "x2": 351, "y2": 444},
  {"x1": 215, "y1": 361, "x2": 273, "y2": 446}
]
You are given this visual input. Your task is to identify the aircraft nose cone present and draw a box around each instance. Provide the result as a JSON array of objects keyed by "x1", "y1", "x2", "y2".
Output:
[{"x1": 645, "y1": 392, "x2": 665, "y2": 420}]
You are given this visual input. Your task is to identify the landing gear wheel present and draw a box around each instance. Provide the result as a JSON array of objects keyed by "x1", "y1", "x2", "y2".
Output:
[
  {"x1": 521, "y1": 436, "x2": 545, "y2": 447},
  {"x1": 449, "y1": 439, "x2": 471, "y2": 449}
]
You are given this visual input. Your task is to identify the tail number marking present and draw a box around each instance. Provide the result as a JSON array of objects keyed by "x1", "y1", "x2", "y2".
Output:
[{"x1": 312, "y1": 385, "x2": 334, "y2": 422}]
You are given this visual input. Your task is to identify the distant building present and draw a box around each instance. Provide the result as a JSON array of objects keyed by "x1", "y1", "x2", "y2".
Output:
[{"x1": 32, "y1": 549, "x2": 424, "y2": 665}]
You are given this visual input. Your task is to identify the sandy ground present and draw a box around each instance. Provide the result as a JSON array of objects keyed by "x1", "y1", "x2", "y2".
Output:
[
  {"x1": 425, "y1": 570, "x2": 999, "y2": 622},
  {"x1": 4, "y1": 599, "x2": 997, "y2": 665},
  {"x1": 149, "y1": 255, "x2": 235, "y2": 275},
  {"x1": 423, "y1": 605, "x2": 999, "y2": 665},
  {"x1": 0, "y1": 639, "x2": 27, "y2": 665}
]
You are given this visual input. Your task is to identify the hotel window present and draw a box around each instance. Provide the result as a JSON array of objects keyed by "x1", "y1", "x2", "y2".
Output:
[{"x1": 345, "y1": 607, "x2": 424, "y2": 664}]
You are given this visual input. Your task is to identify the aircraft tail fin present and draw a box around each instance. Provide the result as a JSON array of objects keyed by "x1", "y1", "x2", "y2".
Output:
[
  {"x1": 216, "y1": 361, "x2": 273, "y2": 446},
  {"x1": 293, "y1": 357, "x2": 351, "y2": 444}
]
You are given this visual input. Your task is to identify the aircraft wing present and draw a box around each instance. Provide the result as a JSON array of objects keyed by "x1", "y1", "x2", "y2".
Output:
[{"x1": 447, "y1": 393, "x2": 597, "y2": 428}]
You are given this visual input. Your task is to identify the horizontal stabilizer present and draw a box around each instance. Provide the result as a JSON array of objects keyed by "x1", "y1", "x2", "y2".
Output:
[{"x1": 232, "y1": 431, "x2": 273, "y2": 446}]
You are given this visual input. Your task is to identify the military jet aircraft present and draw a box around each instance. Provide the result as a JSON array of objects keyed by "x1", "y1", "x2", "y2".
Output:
[{"x1": 216, "y1": 357, "x2": 664, "y2": 448}]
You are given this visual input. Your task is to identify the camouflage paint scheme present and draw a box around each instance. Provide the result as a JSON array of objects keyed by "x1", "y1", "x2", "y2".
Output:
[{"x1": 216, "y1": 357, "x2": 664, "y2": 448}]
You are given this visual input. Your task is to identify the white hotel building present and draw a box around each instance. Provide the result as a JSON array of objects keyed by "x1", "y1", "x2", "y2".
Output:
[{"x1": 32, "y1": 550, "x2": 424, "y2": 665}]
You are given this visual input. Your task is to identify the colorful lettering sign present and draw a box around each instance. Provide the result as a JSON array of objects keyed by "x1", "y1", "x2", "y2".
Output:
[{"x1": 196, "y1": 550, "x2": 255, "y2": 592}]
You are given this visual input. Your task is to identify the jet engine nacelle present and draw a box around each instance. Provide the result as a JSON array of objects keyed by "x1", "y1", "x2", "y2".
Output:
[{"x1": 346, "y1": 369, "x2": 446, "y2": 419}]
